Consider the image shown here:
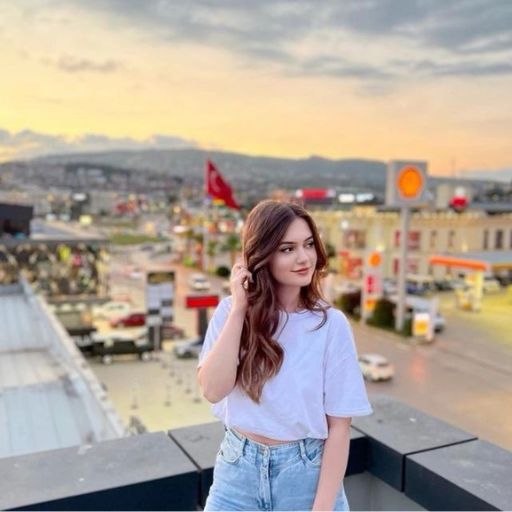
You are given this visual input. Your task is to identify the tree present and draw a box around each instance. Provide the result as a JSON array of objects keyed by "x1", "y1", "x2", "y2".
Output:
[
  {"x1": 222, "y1": 233, "x2": 241, "y2": 268},
  {"x1": 206, "y1": 240, "x2": 218, "y2": 273}
]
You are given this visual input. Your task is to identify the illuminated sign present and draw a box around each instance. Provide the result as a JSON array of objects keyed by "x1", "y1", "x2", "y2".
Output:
[
  {"x1": 186, "y1": 295, "x2": 220, "y2": 309},
  {"x1": 386, "y1": 160, "x2": 428, "y2": 206}
]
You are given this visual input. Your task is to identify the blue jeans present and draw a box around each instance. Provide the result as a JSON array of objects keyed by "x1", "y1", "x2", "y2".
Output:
[{"x1": 204, "y1": 427, "x2": 350, "y2": 511}]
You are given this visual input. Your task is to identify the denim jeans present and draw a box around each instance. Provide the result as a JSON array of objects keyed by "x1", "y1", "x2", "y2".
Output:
[{"x1": 204, "y1": 427, "x2": 350, "y2": 511}]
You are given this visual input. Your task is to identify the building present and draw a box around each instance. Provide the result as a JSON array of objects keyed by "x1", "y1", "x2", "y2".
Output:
[{"x1": 313, "y1": 206, "x2": 512, "y2": 281}]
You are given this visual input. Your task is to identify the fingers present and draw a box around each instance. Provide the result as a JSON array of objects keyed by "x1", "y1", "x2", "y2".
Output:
[{"x1": 231, "y1": 263, "x2": 253, "y2": 283}]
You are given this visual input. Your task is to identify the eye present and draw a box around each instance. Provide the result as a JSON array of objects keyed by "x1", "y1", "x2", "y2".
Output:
[
  {"x1": 280, "y1": 247, "x2": 293, "y2": 253},
  {"x1": 306, "y1": 241, "x2": 315, "y2": 248}
]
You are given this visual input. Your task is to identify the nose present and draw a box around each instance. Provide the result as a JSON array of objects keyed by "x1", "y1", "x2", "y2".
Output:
[{"x1": 296, "y1": 246, "x2": 308, "y2": 263}]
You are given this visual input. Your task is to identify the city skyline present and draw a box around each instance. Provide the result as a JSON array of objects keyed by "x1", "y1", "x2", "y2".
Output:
[{"x1": 1, "y1": 1, "x2": 511, "y2": 177}]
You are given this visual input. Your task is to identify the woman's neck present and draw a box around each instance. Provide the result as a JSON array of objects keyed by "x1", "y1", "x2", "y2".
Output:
[{"x1": 277, "y1": 285, "x2": 302, "y2": 312}]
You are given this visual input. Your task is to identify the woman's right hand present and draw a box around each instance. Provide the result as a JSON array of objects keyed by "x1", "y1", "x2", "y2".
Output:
[{"x1": 229, "y1": 260, "x2": 253, "y2": 313}]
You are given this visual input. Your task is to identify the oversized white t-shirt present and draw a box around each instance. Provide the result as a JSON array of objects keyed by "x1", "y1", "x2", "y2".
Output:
[{"x1": 197, "y1": 296, "x2": 373, "y2": 440}]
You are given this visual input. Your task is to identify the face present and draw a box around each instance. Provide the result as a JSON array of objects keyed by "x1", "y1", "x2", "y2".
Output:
[{"x1": 269, "y1": 217, "x2": 318, "y2": 289}]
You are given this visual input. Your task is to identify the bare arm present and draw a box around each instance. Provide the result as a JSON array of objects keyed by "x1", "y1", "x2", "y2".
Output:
[
  {"x1": 312, "y1": 416, "x2": 351, "y2": 511},
  {"x1": 197, "y1": 306, "x2": 245, "y2": 403},
  {"x1": 197, "y1": 261, "x2": 252, "y2": 403}
]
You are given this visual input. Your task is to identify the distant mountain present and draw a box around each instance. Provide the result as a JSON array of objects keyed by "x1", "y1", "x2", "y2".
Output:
[
  {"x1": 2, "y1": 148, "x2": 503, "y2": 193},
  {"x1": 464, "y1": 168, "x2": 512, "y2": 183},
  {"x1": 31, "y1": 148, "x2": 388, "y2": 190}
]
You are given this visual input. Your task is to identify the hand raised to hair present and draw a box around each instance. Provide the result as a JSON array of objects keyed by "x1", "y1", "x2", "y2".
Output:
[{"x1": 229, "y1": 260, "x2": 253, "y2": 313}]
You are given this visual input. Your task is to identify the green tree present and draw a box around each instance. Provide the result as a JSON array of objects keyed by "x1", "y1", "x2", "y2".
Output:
[
  {"x1": 222, "y1": 233, "x2": 241, "y2": 268},
  {"x1": 206, "y1": 240, "x2": 218, "y2": 273}
]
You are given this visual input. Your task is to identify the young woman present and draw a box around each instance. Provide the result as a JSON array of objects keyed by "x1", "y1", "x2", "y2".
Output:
[{"x1": 197, "y1": 200, "x2": 372, "y2": 511}]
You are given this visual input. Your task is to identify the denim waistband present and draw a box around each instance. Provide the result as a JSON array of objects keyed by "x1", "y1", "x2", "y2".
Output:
[{"x1": 223, "y1": 426, "x2": 324, "y2": 467}]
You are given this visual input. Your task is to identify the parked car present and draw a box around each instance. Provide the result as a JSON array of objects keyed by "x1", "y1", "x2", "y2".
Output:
[
  {"x1": 174, "y1": 336, "x2": 204, "y2": 359},
  {"x1": 91, "y1": 327, "x2": 152, "y2": 364},
  {"x1": 433, "y1": 278, "x2": 454, "y2": 292},
  {"x1": 382, "y1": 278, "x2": 398, "y2": 296},
  {"x1": 188, "y1": 273, "x2": 211, "y2": 291},
  {"x1": 358, "y1": 353, "x2": 395, "y2": 382},
  {"x1": 92, "y1": 301, "x2": 131, "y2": 321},
  {"x1": 334, "y1": 281, "x2": 361, "y2": 296},
  {"x1": 483, "y1": 276, "x2": 501, "y2": 293},
  {"x1": 110, "y1": 312, "x2": 146, "y2": 328},
  {"x1": 129, "y1": 267, "x2": 144, "y2": 280},
  {"x1": 162, "y1": 323, "x2": 186, "y2": 340},
  {"x1": 406, "y1": 274, "x2": 435, "y2": 296}
]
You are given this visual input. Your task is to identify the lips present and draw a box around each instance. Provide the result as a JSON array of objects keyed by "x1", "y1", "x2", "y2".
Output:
[{"x1": 293, "y1": 268, "x2": 311, "y2": 273}]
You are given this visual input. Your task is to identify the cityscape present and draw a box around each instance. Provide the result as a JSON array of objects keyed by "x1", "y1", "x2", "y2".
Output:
[{"x1": 1, "y1": 1, "x2": 511, "y2": 510}]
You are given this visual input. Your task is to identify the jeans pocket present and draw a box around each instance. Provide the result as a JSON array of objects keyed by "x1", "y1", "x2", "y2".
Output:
[
  {"x1": 301, "y1": 439, "x2": 324, "y2": 468},
  {"x1": 217, "y1": 437, "x2": 242, "y2": 465}
]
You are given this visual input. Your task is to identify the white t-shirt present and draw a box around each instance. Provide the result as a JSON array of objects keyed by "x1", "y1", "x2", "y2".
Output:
[{"x1": 197, "y1": 296, "x2": 373, "y2": 440}]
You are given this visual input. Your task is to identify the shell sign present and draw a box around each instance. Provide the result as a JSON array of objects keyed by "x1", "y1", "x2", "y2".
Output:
[
  {"x1": 397, "y1": 166, "x2": 424, "y2": 200},
  {"x1": 386, "y1": 160, "x2": 428, "y2": 206}
]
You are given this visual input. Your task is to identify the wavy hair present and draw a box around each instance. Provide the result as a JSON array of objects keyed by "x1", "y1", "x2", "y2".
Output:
[{"x1": 237, "y1": 200, "x2": 329, "y2": 403}]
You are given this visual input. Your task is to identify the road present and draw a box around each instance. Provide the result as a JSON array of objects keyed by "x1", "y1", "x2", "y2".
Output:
[{"x1": 352, "y1": 320, "x2": 512, "y2": 451}]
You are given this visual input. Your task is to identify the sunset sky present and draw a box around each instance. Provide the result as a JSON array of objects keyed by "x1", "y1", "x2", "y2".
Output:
[{"x1": 1, "y1": 1, "x2": 511, "y2": 176}]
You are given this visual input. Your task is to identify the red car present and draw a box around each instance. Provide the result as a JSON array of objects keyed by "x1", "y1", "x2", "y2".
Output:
[{"x1": 110, "y1": 312, "x2": 146, "y2": 328}]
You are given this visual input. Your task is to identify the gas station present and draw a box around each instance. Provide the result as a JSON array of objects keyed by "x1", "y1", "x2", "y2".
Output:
[{"x1": 429, "y1": 252, "x2": 512, "y2": 311}]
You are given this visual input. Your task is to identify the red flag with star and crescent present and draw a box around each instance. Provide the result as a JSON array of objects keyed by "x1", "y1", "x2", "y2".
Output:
[{"x1": 205, "y1": 159, "x2": 240, "y2": 210}]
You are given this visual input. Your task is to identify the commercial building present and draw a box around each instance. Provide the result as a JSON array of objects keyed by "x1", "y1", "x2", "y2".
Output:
[{"x1": 313, "y1": 206, "x2": 512, "y2": 281}]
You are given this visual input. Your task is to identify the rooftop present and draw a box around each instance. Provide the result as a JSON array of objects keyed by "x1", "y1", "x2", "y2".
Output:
[{"x1": 0, "y1": 279, "x2": 125, "y2": 459}]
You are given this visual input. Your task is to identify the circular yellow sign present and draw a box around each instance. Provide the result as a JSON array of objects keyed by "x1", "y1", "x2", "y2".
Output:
[{"x1": 397, "y1": 166, "x2": 424, "y2": 199}]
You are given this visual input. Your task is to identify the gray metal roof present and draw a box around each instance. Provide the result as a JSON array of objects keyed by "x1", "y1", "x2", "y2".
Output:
[{"x1": 0, "y1": 280, "x2": 126, "y2": 459}]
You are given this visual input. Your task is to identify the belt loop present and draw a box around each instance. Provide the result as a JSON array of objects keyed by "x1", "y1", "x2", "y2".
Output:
[{"x1": 299, "y1": 439, "x2": 307, "y2": 460}]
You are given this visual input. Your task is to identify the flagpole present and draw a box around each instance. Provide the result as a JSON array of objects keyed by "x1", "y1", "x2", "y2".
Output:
[{"x1": 203, "y1": 160, "x2": 209, "y2": 272}]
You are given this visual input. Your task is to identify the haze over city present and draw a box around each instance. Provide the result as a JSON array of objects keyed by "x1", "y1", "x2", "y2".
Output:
[{"x1": 1, "y1": 0, "x2": 511, "y2": 178}]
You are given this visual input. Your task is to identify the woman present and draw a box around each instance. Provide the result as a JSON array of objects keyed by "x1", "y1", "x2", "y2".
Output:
[{"x1": 197, "y1": 200, "x2": 372, "y2": 511}]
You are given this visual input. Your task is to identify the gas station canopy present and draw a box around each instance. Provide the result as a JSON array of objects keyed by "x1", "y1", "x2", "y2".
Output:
[{"x1": 429, "y1": 251, "x2": 512, "y2": 272}]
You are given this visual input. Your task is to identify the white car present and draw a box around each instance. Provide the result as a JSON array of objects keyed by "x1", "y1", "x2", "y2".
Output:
[
  {"x1": 483, "y1": 277, "x2": 501, "y2": 293},
  {"x1": 188, "y1": 273, "x2": 211, "y2": 291},
  {"x1": 92, "y1": 301, "x2": 132, "y2": 321},
  {"x1": 358, "y1": 353, "x2": 395, "y2": 382}
]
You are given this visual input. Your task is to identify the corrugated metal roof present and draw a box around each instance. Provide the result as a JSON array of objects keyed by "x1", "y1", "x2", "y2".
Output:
[{"x1": 0, "y1": 280, "x2": 126, "y2": 459}]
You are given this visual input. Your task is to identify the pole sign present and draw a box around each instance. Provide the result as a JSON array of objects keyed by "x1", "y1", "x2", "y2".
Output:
[
  {"x1": 413, "y1": 312, "x2": 430, "y2": 338},
  {"x1": 361, "y1": 250, "x2": 383, "y2": 321},
  {"x1": 386, "y1": 160, "x2": 428, "y2": 333},
  {"x1": 146, "y1": 271, "x2": 175, "y2": 350}
]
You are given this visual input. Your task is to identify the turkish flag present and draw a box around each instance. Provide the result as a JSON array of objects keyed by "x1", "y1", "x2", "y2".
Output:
[{"x1": 205, "y1": 159, "x2": 240, "y2": 209}]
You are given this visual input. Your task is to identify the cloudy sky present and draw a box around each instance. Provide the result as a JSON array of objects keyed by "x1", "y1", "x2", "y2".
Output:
[{"x1": 1, "y1": 0, "x2": 511, "y2": 176}]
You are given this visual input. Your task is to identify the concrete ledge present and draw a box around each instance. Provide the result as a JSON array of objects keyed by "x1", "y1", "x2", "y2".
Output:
[
  {"x1": 0, "y1": 432, "x2": 198, "y2": 511},
  {"x1": 352, "y1": 395, "x2": 477, "y2": 491},
  {"x1": 405, "y1": 439, "x2": 512, "y2": 511},
  {"x1": 169, "y1": 421, "x2": 225, "y2": 509},
  {"x1": 0, "y1": 397, "x2": 509, "y2": 511}
]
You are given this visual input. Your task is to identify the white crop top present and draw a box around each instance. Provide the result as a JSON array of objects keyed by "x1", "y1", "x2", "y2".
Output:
[{"x1": 197, "y1": 296, "x2": 373, "y2": 440}]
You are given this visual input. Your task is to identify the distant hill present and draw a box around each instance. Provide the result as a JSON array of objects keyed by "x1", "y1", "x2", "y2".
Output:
[
  {"x1": 2, "y1": 148, "x2": 502, "y2": 193},
  {"x1": 31, "y1": 148, "x2": 388, "y2": 190},
  {"x1": 464, "y1": 168, "x2": 512, "y2": 183}
]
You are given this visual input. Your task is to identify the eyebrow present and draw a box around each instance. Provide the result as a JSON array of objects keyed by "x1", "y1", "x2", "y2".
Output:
[{"x1": 279, "y1": 236, "x2": 314, "y2": 246}]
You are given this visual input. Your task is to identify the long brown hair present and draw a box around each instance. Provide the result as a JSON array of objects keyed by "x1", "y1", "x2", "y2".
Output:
[{"x1": 237, "y1": 200, "x2": 329, "y2": 403}]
